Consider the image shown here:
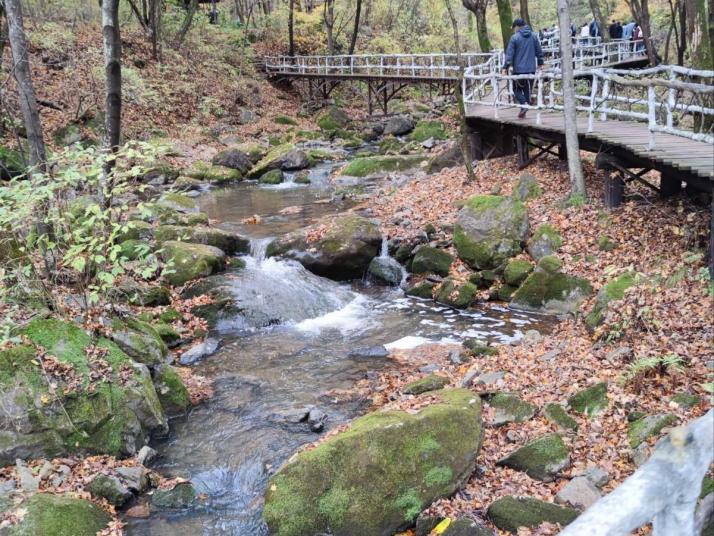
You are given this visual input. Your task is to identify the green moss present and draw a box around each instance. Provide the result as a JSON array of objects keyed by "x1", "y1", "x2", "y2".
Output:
[
  {"x1": 497, "y1": 434, "x2": 570, "y2": 481},
  {"x1": 159, "y1": 309, "x2": 182, "y2": 323},
  {"x1": 487, "y1": 496, "x2": 578, "y2": 532},
  {"x1": 463, "y1": 340, "x2": 499, "y2": 356},
  {"x1": 153, "y1": 322, "x2": 180, "y2": 345},
  {"x1": 160, "y1": 241, "x2": 225, "y2": 286},
  {"x1": 568, "y1": 382, "x2": 608, "y2": 417},
  {"x1": 248, "y1": 143, "x2": 295, "y2": 178},
  {"x1": 512, "y1": 173, "x2": 543, "y2": 201},
  {"x1": 701, "y1": 477, "x2": 714, "y2": 499},
  {"x1": 6, "y1": 493, "x2": 111, "y2": 536},
  {"x1": 187, "y1": 162, "x2": 242, "y2": 183},
  {"x1": 436, "y1": 278, "x2": 478, "y2": 309},
  {"x1": 585, "y1": 272, "x2": 639, "y2": 329},
  {"x1": 544, "y1": 403, "x2": 578, "y2": 431},
  {"x1": 504, "y1": 259, "x2": 534, "y2": 286},
  {"x1": 117, "y1": 220, "x2": 152, "y2": 242},
  {"x1": 259, "y1": 169, "x2": 284, "y2": 184},
  {"x1": 670, "y1": 392, "x2": 700, "y2": 408},
  {"x1": 403, "y1": 374, "x2": 449, "y2": 395},
  {"x1": 527, "y1": 224, "x2": 563, "y2": 260},
  {"x1": 158, "y1": 192, "x2": 197, "y2": 211},
  {"x1": 464, "y1": 194, "x2": 508, "y2": 212},
  {"x1": 424, "y1": 466, "x2": 453, "y2": 487},
  {"x1": 274, "y1": 115, "x2": 298, "y2": 126},
  {"x1": 511, "y1": 271, "x2": 592, "y2": 313},
  {"x1": 341, "y1": 155, "x2": 426, "y2": 177},
  {"x1": 153, "y1": 365, "x2": 190, "y2": 413},
  {"x1": 406, "y1": 282, "x2": 436, "y2": 299},
  {"x1": 395, "y1": 489, "x2": 422, "y2": 522},
  {"x1": 598, "y1": 234, "x2": 618, "y2": 251},
  {"x1": 411, "y1": 247, "x2": 454, "y2": 277},
  {"x1": 538, "y1": 255, "x2": 562, "y2": 274},
  {"x1": 489, "y1": 393, "x2": 536, "y2": 425},
  {"x1": 408, "y1": 121, "x2": 448, "y2": 142},
  {"x1": 317, "y1": 107, "x2": 350, "y2": 131},
  {"x1": 151, "y1": 482, "x2": 196, "y2": 509},
  {"x1": 627, "y1": 414, "x2": 677, "y2": 448}
]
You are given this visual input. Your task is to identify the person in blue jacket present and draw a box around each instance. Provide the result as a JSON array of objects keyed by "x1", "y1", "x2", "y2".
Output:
[{"x1": 502, "y1": 18, "x2": 544, "y2": 118}]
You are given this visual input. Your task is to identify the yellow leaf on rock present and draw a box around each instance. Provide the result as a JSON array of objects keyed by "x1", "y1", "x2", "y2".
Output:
[{"x1": 433, "y1": 518, "x2": 451, "y2": 534}]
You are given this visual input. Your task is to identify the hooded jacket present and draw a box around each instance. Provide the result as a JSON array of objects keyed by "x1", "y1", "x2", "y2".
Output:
[{"x1": 504, "y1": 25, "x2": 544, "y2": 74}]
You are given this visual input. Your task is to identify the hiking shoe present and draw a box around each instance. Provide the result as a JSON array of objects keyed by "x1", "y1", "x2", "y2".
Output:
[{"x1": 518, "y1": 109, "x2": 527, "y2": 119}]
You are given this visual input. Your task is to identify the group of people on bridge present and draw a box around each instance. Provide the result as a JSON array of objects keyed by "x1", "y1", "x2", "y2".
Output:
[{"x1": 538, "y1": 20, "x2": 646, "y2": 51}]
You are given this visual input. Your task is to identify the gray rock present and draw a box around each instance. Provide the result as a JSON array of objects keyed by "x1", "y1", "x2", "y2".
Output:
[
  {"x1": 426, "y1": 141, "x2": 464, "y2": 173},
  {"x1": 489, "y1": 393, "x2": 536, "y2": 426},
  {"x1": 179, "y1": 337, "x2": 221, "y2": 365},
  {"x1": 0, "y1": 478, "x2": 16, "y2": 495},
  {"x1": 449, "y1": 349, "x2": 466, "y2": 365},
  {"x1": 87, "y1": 474, "x2": 133, "y2": 507},
  {"x1": 460, "y1": 366, "x2": 480, "y2": 387},
  {"x1": 581, "y1": 466, "x2": 610, "y2": 488},
  {"x1": 307, "y1": 409, "x2": 327, "y2": 433},
  {"x1": 419, "y1": 364, "x2": 440, "y2": 373},
  {"x1": 50, "y1": 464, "x2": 71, "y2": 487},
  {"x1": 443, "y1": 518, "x2": 494, "y2": 536},
  {"x1": 137, "y1": 445, "x2": 157, "y2": 466},
  {"x1": 116, "y1": 466, "x2": 148, "y2": 493},
  {"x1": 38, "y1": 460, "x2": 54, "y2": 480},
  {"x1": 383, "y1": 115, "x2": 415, "y2": 136},
  {"x1": 368, "y1": 256, "x2": 403, "y2": 285},
  {"x1": 212, "y1": 148, "x2": 252, "y2": 174},
  {"x1": 512, "y1": 173, "x2": 542, "y2": 201},
  {"x1": 151, "y1": 482, "x2": 196, "y2": 510},
  {"x1": 631, "y1": 443, "x2": 650, "y2": 467},
  {"x1": 281, "y1": 149, "x2": 310, "y2": 171},
  {"x1": 523, "y1": 329, "x2": 543, "y2": 344},
  {"x1": 476, "y1": 371, "x2": 505, "y2": 386},
  {"x1": 16, "y1": 459, "x2": 39, "y2": 491},
  {"x1": 605, "y1": 346, "x2": 633, "y2": 363},
  {"x1": 348, "y1": 346, "x2": 389, "y2": 359},
  {"x1": 497, "y1": 434, "x2": 571, "y2": 481},
  {"x1": 238, "y1": 108, "x2": 256, "y2": 125},
  {"x1": 555, "y1": 476, "x2": 602, "y2": 510}
]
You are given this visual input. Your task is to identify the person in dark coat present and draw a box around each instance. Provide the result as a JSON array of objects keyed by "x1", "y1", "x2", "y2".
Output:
[
  {"x1": 502, "y1": 18, "x2": 544, "y2": 119},
  {"x1": 614, "y1": 21, "x2": 623, "y2": 39},
  {"x1": 608, "y1": 20, "x2": 618, "y2": 39}
]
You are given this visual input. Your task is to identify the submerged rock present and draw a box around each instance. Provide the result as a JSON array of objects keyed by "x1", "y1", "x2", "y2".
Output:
[
  {"x1": 487, "y1": 496, "x2": 578, "y2": 533},
  {"x1": 264, "y1": 389, "x2": 483, "y2": 536},
  {"x1": 4, "y1": 493, "x2": 111, "y2": 536},
  {"x1": 266, "y1": 215, "x2": 381, "y2": 281},
  {"x1": 454, "y1": 195, "x2": 529, "y2": 270},
  {"x1": 497, "y1": 434, "x2": 570, "y2": 481}
]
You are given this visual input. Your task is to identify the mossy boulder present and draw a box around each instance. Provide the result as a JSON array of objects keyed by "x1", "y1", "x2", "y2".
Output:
[
  {"x1": 487, "y1": 496, "x2": 578, "y2": 533},
  {"x1": 341, "y1": 155, "x2": 426, "y2": 177},
  {"x1": 153, "y1": 322, "x2": 180, "y2": 345},
  {"x1": 435, "y1": 278, "x2": 478, "y2": 309},
  {"x1": 86, "y1": 474, "x2": 132, "y2": 506},
  {"x1": 266, "y1": 215, "x2": 381, "y2": 281},
  {"x1": 368, "y1": 256, "x2": 404, "y2": 285},
  {"x1": 155, "y1": 225, "x2": 249, "y2": 256},
  {"x1": 317, "y1": 106, "x2": 350, "y2": 131},
  {"x1": 544, "y1": 403, "x2": 578, "y2": 431},
  {"x1": 538, "y1": 255, "x2": 562, "y2": 274},
  {"x1": 497, "y1": 434, "x2": 570, "y2": 481},
  {"x1": 0, "y1": 319, "x2": 167, "y2": 464},
  {"x1": 408, "y1": 121, "x2": 448, "y2": 142},
  {"x1": 411, "y1": 247, "x2": 454, "y2": 277},
  {"x1": 211, "y1": 148, "x2": 253, "y2": 174},
  {"x1": 454, "y1": 196, "x2": 528, "y2": 270},
  {"x1": 463, "y1": 340, "x2": 499, "y2": 357},
  {"x1": 627, "y1": 413, "x2": 677, "y2": 448},
  {"x1": 153, "y1": 364, "x2": 191, "y2": 414},
  {"x1": 151, "y1": 482, "x2": 197, "y2": 510},
  {"x1": 511, "y1": 173, "x2": 542, "y2": 202},
  {"x1": 160, "y1": 241, "x2": 226, "y2": 286},
  {"x1": 403, "y1": 374, "x2": 449, "y2": 395},
  {"x1": 259, "y1": 169, "x2": 284, "y2": 184},
  {"x1": 109, "y1": 316, "x2": 168, "y2": 367},
  {"x1": 187, "y1": 162, "x2": 242, "y2": 184},
  {"x1": 236, "y1": 142, "x2": 266, "y2": 164},
  {"x1": 117, "y1": 220, "x2": 153, "y2": 243},
  {"x1": 568, "y1": 382, "x2": 608, "y2": 417},
  {"x1": 263, "y1": 389, "x2": 483, "y2": 536},
  {"x1": 109, "y1": 281, "x2": 171, "y2": 307},
  {"x1": 527, "y1": 224, "x2": 562, "y2": 260},
  {"x1": 510, "y1": 270, "x2": 592, "y2": 314},
  {"x1": 426, "y1": 142, "x2": 463, "y2": 173},
  {"x1": 379, "y1": 136, "x2": 403, "y2": 155},
  {"x1": 247, "y1": 143, "x2": 297, "y2": 178},
  {"x1": 503, "y1": 259, "x2": 534, "y2": 286},
  {"x1": 585, "y1": 272, "x2": 640, "y2": 329},
  {"x1": 4, "y1": 493, "x2": 111, "y2": 536},
  {"x1": 489, "y1": 393, "x2": 536, "y2": 426},
  {"x1": 406, "y1": 281, "x2": 436, "y2": 299}
]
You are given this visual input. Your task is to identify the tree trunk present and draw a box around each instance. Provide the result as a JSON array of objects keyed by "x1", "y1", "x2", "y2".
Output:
[
  {"x1": 443, "y1": 0, "x2": 475, "y2": 182},
  {"x1": 288, "y1": 0, "x2": 295, "y2": 56},
  {"x1": 519, "y1": 0, "x2": 530, "y2": 27},
  {"x1": 101, "y1": 0, "x2": 121, "y2": 209},
  {"x1": 557, "y1": 0, "x2": 586, "y2": 197},
  {"x1": 588, "y1": 0, "x2": 609, "y2": 41},
  {"x1": 686, "y1": 0, "x2": 712, "y2": 69},
  {"x1": 4, "y1": 0, "x2": 46, "y2": 170},
  {"x1": 176, "y1": 0, "x2": 198, "y2": 48},
  {"x1": 462, "y1": 0, "x2": 492, "y2": 52},
  {"x1": 348, "y1": 0, "x2": 362, "y2": 55},
  {"x1": 627, "y1": 0, "x2": 657, "y2": 65},
  {"x1": 494, "y1": 0, "x2": 513, "y2": 49},
  {"x1": 323, "y1": 0, "x2": 335, "y2": 54}
]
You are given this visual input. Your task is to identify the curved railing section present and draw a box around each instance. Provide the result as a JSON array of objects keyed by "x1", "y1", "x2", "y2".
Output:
[{"x1": 463, "y1": 64, "x2": 714, "y2": 147}]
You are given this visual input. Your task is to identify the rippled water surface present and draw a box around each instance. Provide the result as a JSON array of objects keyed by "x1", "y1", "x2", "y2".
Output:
[{"x1": 126, "y1": 160, "x2": 551, "y2": 536}]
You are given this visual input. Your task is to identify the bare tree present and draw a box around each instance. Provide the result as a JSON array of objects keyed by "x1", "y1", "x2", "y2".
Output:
[
  {"x1": 323, "y1": 0, "x2": 335, "y2": 53},
  {"x1": 126, "y1": 0, "x2": 163, "y2": 60},
  {"x1": 348, "y1": 0, "x2": 362, "y2": 55},
  {"x1": 686, "y1": 0, "x2": 712, "y2": 68},
  {"x1": 101, "y1": 0, "x2": 121, "y2": 203},
  {"x1": 461, "y1": 0, "x2": 492, "y2": 52},
  {"x1": 557, "y1": 0, "x2": 586, "y2": 197},
  {"x1": 626, "y1": 0, "x2": 657, "y2": 65},
  {"x1": 443, "y1": 0, "x2": 475, "y2": 182},
  {"x1": 3, "y1": 0, "x2": 46, "y2": 170},
  {"x1": 519, "y1": 0, "x2": 530, "y2": 27},
  {"x1": 176, "y1": 0, "x2": 199, "y2": 48},
  {"x1": 494, "y1": 0, "x2": 513, "y2": 48},
  {"x1": 588, "y1": 0, "x2": 609, "y2": 41},
  {"x1": 288, "y1": 0, "x2": 295, "y2": 56}
]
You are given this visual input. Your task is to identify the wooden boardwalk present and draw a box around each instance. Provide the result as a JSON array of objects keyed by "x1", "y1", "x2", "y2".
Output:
[{"x1": 465, "y1": 103, "x2": 714, "y2": 181}]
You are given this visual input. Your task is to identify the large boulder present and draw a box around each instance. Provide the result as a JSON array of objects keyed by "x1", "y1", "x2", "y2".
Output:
[
  {"x1": 108, "y1": 316, "x2": 168, "y2": 367},
  {"x1": 153, "y1": 364, "x2": 191, "y2": 414},
  {"x1": 282, "y1": 149, "x2": 310, "y2": 171},
  {"x1": 247, "y1": 144, "x2": 297, "y2": 178},
  {"x1": 411, "y1": 247, "x2": 454, "y2": 277},
  {"x1": 384, "y1": 115, "x2": 415, "y2": 136},
  {"x1": 160, "y1": 241, "x2": 226, "y2": 286},
  {"x1": 510, "y1": 269, "x2": 592, "y2": 314},
  {"x1": 211, "y1": 148, "x2": 252, "y2": 174},
  {"x1": 154, "y1": 225, "x2": 250, "y2": 256},
  {"x1": 266, "y1": 215, "x2": 381, "y2": 281},
  {"x1": 435, "y1": 278, "x2": 478, "y2": 309},
  {"x1": 454, "y1": 196, "x2": 529, "y2": 270},
  {"x1": 341, "y1": 155, "x2": 426, "y2": 177},
  {"x1": 317, "y1": 106, "x2": 350, "y2": 131},
  {"x1": 264, "y1": 389, "x2": 483, "y2": 536},
  {"x1": 0, "y1": 319, "x2": 167, "y2": 464},
  {"x1": 3, "y1": 493, "x2": 111, "y2": 536}
]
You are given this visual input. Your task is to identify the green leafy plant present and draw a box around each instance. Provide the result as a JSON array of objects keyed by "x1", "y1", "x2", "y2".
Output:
[{"x1": 619, "y1": 353, "x2": 686, "y2": 391}]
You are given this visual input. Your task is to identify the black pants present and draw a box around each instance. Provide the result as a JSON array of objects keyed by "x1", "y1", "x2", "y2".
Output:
[{"x1": 513, "y1": 77, "x2": 533, "y2": 107}]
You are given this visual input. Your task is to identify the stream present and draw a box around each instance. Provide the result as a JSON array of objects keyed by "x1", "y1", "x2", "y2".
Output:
[{"x1": 126, "y1": 155, "x2": 551, "y2": 536}]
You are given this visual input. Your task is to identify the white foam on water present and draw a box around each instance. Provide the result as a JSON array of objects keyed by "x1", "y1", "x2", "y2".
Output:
[
  {"x1": 294, "y1": 295, "x2": 377, "y2": 336},
  {"x1": 384, "y1": 336, "x2": 435, "y2": 350}
]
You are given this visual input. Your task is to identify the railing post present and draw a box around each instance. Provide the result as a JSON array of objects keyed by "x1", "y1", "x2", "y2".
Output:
[
  {"x1": 667, "y1": 69, "x2": 676, "y2": 129},
  {"x1": 600, "y1": 78, "x2": 609, "y2": 121},
  {"x1": 588, "y1": 74, "x2": 599, "y2": 133},
  {"x1": 648, "y1": 85, "x2": 656, "y2": 149},
  {"x1": 536, "y1": 74, "x2": 543, "y2": 125},
  {"x1": 492, "y1": 72, "x2": 499, "y2": 119}
]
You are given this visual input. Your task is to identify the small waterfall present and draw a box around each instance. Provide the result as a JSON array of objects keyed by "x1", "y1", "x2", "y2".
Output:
[
  {"x1": 380, "y1": 236, "x2": 389, "y2": 258},
  {"x1": 249, "y1": 238, "x2": 273, "y2": 262},
  {"x1": 283, "y1": 172, "x2": 297, "y2": 185},
  {"x1": 372, "y1": 236, "x2": 408, "y2": 288}
]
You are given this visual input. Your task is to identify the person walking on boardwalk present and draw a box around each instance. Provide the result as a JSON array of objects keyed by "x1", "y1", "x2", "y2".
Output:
[{"x1": 502, "y1": 18, "x2": 544, "y2": 119}]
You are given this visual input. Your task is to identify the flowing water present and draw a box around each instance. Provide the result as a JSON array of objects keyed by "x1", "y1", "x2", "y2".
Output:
[{"x1": 126, "y1": 155, "x2": 551, "y2": 536}]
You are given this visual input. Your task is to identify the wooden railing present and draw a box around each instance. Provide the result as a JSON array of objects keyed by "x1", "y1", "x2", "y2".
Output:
[{"x1": 463, "y1": 64, "x2": 714, "y2": 147}]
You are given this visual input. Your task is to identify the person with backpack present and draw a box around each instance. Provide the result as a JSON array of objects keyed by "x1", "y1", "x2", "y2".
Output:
[{"x1": 502, "y1": 18, "x2": 544, "y2": 119}]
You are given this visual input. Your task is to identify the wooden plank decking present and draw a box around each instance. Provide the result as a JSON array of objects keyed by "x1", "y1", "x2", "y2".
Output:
[{"x1": 465, "y1": 102, "x2": 714, "y2": 180}]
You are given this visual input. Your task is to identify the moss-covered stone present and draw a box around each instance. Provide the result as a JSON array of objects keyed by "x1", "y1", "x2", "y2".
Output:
[
  {"x1": 157, "y1": 192, "x2": 198, "y2": 213},
  {"x1": 597, "y1": 235, "x2": 618, "y2": 251},
  {"x1": 489, "y1": 393, "x2": 536, "y2": 425},
  {"x1": 463, "y1": 340, "x2": 499, "y2": 357},
  {"x1": 274, "y1": 114, "x2": 298, "y2": 126},
  {"x1": 497, "y1": 434, "x2": 570, "y2": 481},
  {"x1": 411, "y1": 247, "x2": 454, "y2": 277},
  {"x1": 454, "y1": 196, "x2": 528, "y2": 270},
  {"x1": 317, "y1": 106, "x2": 350, "y2": 131},
  {"x1": 341, "y1": 155, "x2": 426, "y2": 177},
  {"x1": 527, "y1": 224, "x2": 563, "y2": 260},
  {"x1": 701, "y1": 476, "x2": 714, "y2": 499},
  {"x1": 487, "y1": 496, "x2": 578, "y2": 533},
  {"x1": 504, "y1": 259, "x2": 534, "y2": 286},
  {"x1": 159, "y1": 309, "x2": 182, "y2": 323},
  {"x1": 568, "y1": 382, "x2": 608, "y2": 417},
  {"x1": 510, "y1": 271, "x2": 592, "y2": 314},
  {"x1": 406, "y1": 281, "x2": 436, "y2": 299},
  {"x1": 86, "y1": 474, "x2": 132, "y2": 506},
  {"x1": 153, "y1": 322, "x2": 180, "y2": 345},
  {"x1": 497, "y1": 284, "x2": 517, "y2": 301},
  {"x1": 259, "y1": 168, "x2": 284, "y2": 184},
  {"x1": 160, "y1": 241, "x2": 226, "y2": 286},
  {"x1": 627, "y1": 413, "x2": 677, "y2": 448},
  {"x1": 436, "y1": 278, "x2": 478, "y2": 309},
  {"x1": 408, "y1": 121, "x2": 448, "y2": 142},
  {"x1": 155, "y1": 225, "x2": 249, "y2": 256},
  {"x1": 117, "y1": 220, "x2": 153, "y2": 243},
  {"x1": 119, "y1": 239, "x2": 152, "y2": 261},
  {"x1": 544, "y1": 403, "x2": 578, "y2": 431},
  {"x1": 211, "y1": 147, "x2": 253, "y2": 173},
  {"x1": 538, "y1": 255, "x2": 562, "y2": 274},
  {"x1": 585, "y1": 272, "x2": 640, "y2": 329},
  {"x1": 186, "y1": 162, "x2": 242, "y2": 184},
  {"x1": 153, "y1": 364, "x2": 191, "y2": 414},
  {"x1": 670, "y1": 392, "x2": 700, "y2": 408},
  {"x1": 263, "y1": 389, "x2": 483, "y2": 536},
  {"x1": 511, "y1": 173, "x2": 543, "y2": 201},
  {"x1": 109, "y1": 316, "x2": 168, "y2": 367},
  {"x1": 5, "y1": 493, "x2": 111, "y2": 536},
  {"x1": 151, "y1": 482, "x2": 197, "y2": 510},
  {"x1": 247, "y1": 143, "x2": 296, "y2": 178},
  {"x1": 403, "y1": 374, "x2": 449, "y2": 395},
  {"x1": 378, "y1": 135, "x2": 403, "y2": 155},
  {"x1": 110, "y1": 283, "x2": 171, "y2": 307}
]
